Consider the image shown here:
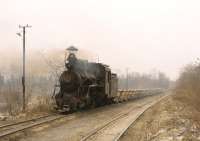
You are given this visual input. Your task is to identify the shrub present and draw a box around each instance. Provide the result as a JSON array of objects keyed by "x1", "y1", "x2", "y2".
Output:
[{"x1": 174, "y1": 63, "x2": 200, "y2": 111}]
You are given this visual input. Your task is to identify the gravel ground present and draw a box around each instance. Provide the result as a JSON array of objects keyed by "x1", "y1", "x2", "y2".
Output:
[
  {"x1": 119, "y1": 94, "x2": 200, "y2": 141},
  {"x1": 1, "y1": 94, "x2": 164, "y2": 141}
]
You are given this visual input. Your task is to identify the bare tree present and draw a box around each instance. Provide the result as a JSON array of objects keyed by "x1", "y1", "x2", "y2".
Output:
[
  {"x1": 174, "y1": 61, "x2": 200, "y2": 111},
  {"x1": 119, "y1": 71, "x2": 170, "y2": 89}
]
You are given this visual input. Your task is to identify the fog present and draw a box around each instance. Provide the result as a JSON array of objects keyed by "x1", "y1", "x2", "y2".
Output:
[{"x1": 1, "y1": 0, "x2": 200, "y2": 80}]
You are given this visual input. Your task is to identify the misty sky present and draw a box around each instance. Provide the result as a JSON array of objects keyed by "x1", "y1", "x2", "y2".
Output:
[{"x1": 1, "y1": 0, "x2": 200, "y2": 80}]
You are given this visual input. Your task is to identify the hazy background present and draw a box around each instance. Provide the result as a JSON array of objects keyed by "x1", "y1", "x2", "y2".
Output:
[{"x1": 1, "y1": 0, "x2": 200, "y2": 80}]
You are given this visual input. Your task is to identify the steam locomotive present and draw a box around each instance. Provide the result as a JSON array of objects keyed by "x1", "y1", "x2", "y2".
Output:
[{"x1": 54, "y1": 46, "x2": 118, "y2": 112}]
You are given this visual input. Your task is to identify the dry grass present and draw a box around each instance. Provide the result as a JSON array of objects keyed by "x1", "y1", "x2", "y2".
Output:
[
  {"x1": 168, "y1": 63, "x2": 200, "y2": 139},
  {"x1": 3, "y1": 86, "x2": 22, "y2": 116},
  {"x1": 1, "y1": 83, "x2": 54, "y2": 119},
  {"x1": 27, "y1": 95, "x2": 54, "y2": 114},
  {"x1": 174, "y1": 63, "x2": 200, "y2": 111}
]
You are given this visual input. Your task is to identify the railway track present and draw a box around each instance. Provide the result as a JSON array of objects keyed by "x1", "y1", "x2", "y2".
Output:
[
  {"x1": 0, "y1": 91, "x2": 167, "y2": 141},
  {"x1": 80, "y1": 94, "x2": 168, "y2": 141},
  {"x1": 0, "y1": 114, "x2": 66, "y2": 138},
  {"x1": 80, "y1": 105, "x2": 146, "y2": 141}
]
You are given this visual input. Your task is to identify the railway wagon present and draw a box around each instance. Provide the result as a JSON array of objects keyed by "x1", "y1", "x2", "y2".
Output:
[{"x1": 54, "y1": 46, "x2": 118, "y2": 112}]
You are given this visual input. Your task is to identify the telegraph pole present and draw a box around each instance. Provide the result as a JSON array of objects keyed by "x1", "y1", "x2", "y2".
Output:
[
  {"x1": 126, "y1": 68, "x2": 129, "y2": 90},
  {"x1": 18, "y1": 24, "x2": 31, "y2": 112}
]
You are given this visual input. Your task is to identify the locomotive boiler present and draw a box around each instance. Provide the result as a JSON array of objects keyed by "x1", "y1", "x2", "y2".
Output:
[{"x1": 54, "y1": 46, "x2": 118, "y2": 112}]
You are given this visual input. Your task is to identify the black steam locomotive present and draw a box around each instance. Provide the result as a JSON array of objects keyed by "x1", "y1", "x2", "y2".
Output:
[{"x1": 54, "y1": 46, "x2": 118, "y2": 112}]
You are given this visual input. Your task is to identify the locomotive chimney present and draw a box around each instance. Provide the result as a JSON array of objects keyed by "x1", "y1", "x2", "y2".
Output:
[
  {"x1": 67, "y1": 46, "x2": 78, "y2": 54},
  {"x1": 65, "y1": 46, "x2": 78, "y2": 69},
  {"x1": 65, "y1": 46, "x2": 78, "y2": 61}
]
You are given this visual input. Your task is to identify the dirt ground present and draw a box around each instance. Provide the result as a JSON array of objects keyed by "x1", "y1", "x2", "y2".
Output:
[{"x1": 120, "y1": 94, "x2": 200, "y2": 141}]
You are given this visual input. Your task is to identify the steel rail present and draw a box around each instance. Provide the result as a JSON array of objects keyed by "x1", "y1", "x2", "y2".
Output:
[
  {"x1": 80, "y1": 94, "x2": 168, "y2": 141},
  {"x1": 0, "y1": 114, "x2": 66, "y2": 138},
  {"x1": 0, "y1": 114, "x2": 52, "y2": 129},
  {"x1": 80, "y1": 103, "x2": 147, "y2": 141},
  {"x1": 0, "y1": 89, "x2": 166, "y2": 139},
  {"x1": 113, "y1": 94, "x2": 169, "y2": 141}
]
